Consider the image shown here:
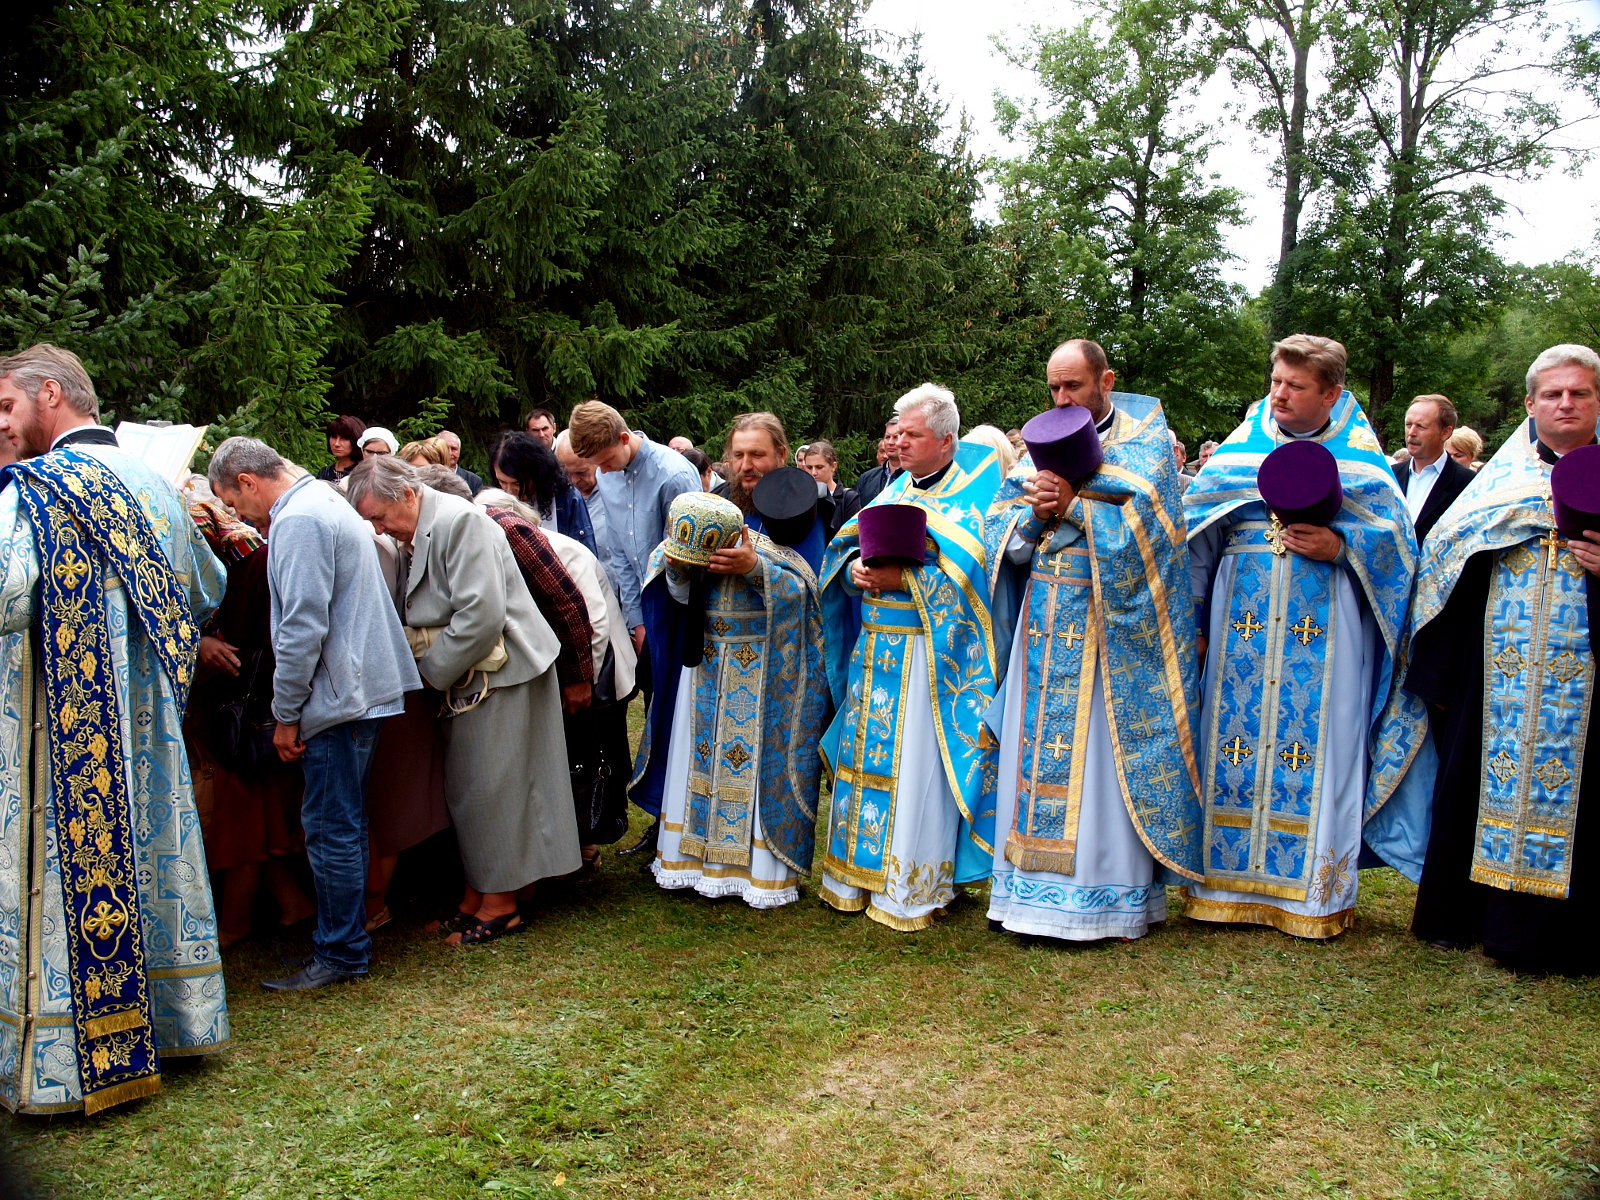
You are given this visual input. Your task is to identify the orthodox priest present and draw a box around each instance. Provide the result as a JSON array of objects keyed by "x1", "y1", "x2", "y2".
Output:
[
  {"x1": 0, "y1": 344, "x2": 228, "y2": 1113},
  {"x1": 1406, "y1": 344, "x2": 1600, "y2": 973},
  {"x1": 983, "y1": 340, "x2": 1203, "y2": 942},
  {"x1": 632, "y1": 413, "x2": 828, "y2": 907},
  {"x1": 1185, "y1": 335, "x2": 1420, "y2": 938},
  {"x1": 819, "y1": 384, "x2": 1002, "y2": 930}
]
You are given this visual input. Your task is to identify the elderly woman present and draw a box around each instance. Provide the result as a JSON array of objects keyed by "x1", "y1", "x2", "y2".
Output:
[
  {"x1": 317, "y1": 415, "x2": 367, "y2": 481},
  {"x1": 488, "y1": 431, "x2": 597, "y2": 552},
  {"x1": 346, "y1": 456, "x2": 580, "y2": 944}
]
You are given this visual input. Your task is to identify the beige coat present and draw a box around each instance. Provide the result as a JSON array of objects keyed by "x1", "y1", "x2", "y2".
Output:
[{"x1": 403, "y1": 488, "x2": 560, "y2": 691}]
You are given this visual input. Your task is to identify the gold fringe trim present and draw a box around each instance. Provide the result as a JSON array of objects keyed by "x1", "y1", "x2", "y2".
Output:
[
  {"x1": 84, "y1": 1009, "x2": 147, "y2": 1039},
  {"x1": 1199, "y1": 875, "x2": 1310, "y2": 902},
  {"x1": 865, "y1": 904, "x2": 947, "y2": 933},
  {"x1": 820, "y1": 855, "x2": 887, "y2": 891},
  {"x1": 82, "y1": 1072, "x2": 161, "y2": 1115},
  {"x1": 1006, "y1": 841, "x2": 1078, "y2": 876},
  {"x1": 1180, "y1": 889, "x2": 1353, "y2": 940},
  {"x1": 818, "y1": 881, "x2": 869, "y2": 913},
  {"x1": 1469, "y1": 865, "x2": 1572, "y2": 898},
  {"x1": 702, "y1": 846, "x2": 753, "y2": 868}
]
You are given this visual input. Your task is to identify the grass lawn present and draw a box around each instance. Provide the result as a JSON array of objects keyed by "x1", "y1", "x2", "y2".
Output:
[{"x1": 4, "y1": 826, "x2": 1597, "y2": 1200}]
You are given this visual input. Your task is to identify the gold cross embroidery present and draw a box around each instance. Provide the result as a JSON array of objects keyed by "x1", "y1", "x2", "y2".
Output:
[
  {"x1": 1289, "y1": 615, "x2": 1324, "y2": 646},
  {"x1": 1043, "y1": 733, "x2": 1071, "y2": 760},
  {"x1": 1056, "y1": 623, "x2": 1084, "y2": 650},
  {"x1": 1127, "y1": 711, "x2": 1160, "y2": 738},
  {"x1": 1147, "y1": 760, "x2": 1180, "y2": 791},
  {"x1": 1231, "y1": 612, "x2": 1264, "y2": 640},
  {"x1": 1221, "y1": 736, "x2": 1253, "y2": 766},
  {"x1": 53, "y1": 550, "x2": 90, "y2": 590},
  {"x1": 1026, "y1": 623, "x2": 1044, "y2": 647},
  {"x1": 1279, "y1": 741, "x2": 1312, "y2": 771},
  {"x1": 83, "y1": 900, "x2": 127, "y2": 941},
  {"x1": 1114, "y1": 564, "x2": 1144, "y2": 592},
  {"x1": 1130, "y1": 622, "x2": 1159, "y2": 649}
]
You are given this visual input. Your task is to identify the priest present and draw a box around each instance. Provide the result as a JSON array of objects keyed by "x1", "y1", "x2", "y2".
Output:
[
  {"x1": 1184, "y1": 335, "x2": 1421, "y2": 938},
  {"x1": 632, "y1": 413, "x2": 828, "y2": 907},
  {"x1": 1405, "y1": 343, "x2": 1600, "y2": 972},
  {"x1": 983, "y1": 340, "x2": 1203, "y2": 942},
  {"x1": 819, "y1": 383, "x2": 1002, "y2": 930},
  {"x1": 0, "y1": 344, "x2": 228, "y2": 1113}
]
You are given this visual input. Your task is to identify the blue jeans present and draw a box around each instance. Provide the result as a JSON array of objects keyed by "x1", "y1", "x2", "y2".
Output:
[{"x1": 300, "y1": 718, "x2": 381, "y2": 973}]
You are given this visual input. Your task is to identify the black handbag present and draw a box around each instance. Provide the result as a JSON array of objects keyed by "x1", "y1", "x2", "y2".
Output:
[{"x1": 206, "y1": 649, "x2": 291, "y2": 775}]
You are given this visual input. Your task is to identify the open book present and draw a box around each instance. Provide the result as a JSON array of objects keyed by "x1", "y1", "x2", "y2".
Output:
[{"x1": 114, "y1": 422, "x2": 208, "y2": 487}]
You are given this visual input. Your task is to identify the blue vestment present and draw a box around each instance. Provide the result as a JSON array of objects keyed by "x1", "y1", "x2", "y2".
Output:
[
  {"x1": 818, "y1": 442, "x2": 1001, "y2": 928},
  {"x1": 1184, "y1": 392, "x2": 1425, "y2": 935},
  {"x1": 632, "y1": 511, "x2": 827, "y2": 884},
  {"x1": 983, "y1": 396, "x2": 1204, "y2": 925},
  {"x1": 0, "y1": 446, "x2": 227, "y2": 1113}
]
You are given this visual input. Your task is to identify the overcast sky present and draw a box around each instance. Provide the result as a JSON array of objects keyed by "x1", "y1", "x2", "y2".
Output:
[{"x1": 861, "y1": 0, "x2": 1600, "y2": 289}]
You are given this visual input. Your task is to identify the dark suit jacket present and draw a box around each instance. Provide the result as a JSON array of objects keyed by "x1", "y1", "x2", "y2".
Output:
[{"x1": 1394, "y1": 454, "x2": 1475, "y2": 542}]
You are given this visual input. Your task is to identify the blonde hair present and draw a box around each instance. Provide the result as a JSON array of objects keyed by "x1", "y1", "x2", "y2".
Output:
[
  {"x1": 0, "y1": 343, "x2": 98, "y2": 417},
  {"x1": 398, "y1": 436, "x2": 450, "y2": 465},
  {"x1": 1446, "y1": 426, "x2": 1483, "y2": 462},
  {"x1": 962, "y1": 424, "x2": 1016, "y2": 474},
  {"x1": 567, "y1": 401, "x2": 629, "y2": 459}
]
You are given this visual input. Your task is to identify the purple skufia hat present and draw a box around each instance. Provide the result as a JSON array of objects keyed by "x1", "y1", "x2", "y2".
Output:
[
  {"x1": 1551, "y1": 442, "x2": 1600, "y2": 540},
  {"x1": 1022, "y1": 405, "x2": 1103, "y2": 482},
  {"x1": 1258, "y1": 440, "x2": 1343, "y2": 527},
  {"x1": 858, "y1": 503, "x2": 928, "y2": 567}
]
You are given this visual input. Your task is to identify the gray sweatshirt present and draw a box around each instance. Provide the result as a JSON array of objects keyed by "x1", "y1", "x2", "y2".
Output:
[{"x1": 268, "y1": 475, "x2": 420, "y2": 739}]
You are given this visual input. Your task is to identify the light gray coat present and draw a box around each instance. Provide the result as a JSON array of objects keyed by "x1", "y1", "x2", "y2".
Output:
[{"x1": 403, "y1": 488, "x2": 560, "y2": 690}]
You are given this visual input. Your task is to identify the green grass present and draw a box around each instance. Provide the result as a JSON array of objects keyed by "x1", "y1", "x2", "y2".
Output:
[{"x1": 5, "y1": 846, "x2": 1598, "y2": 1199}]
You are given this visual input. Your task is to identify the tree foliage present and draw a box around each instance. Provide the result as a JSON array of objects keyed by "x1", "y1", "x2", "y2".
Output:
[{"x1": 992, "y1": 0, "x2": 1264, "y2": 439}]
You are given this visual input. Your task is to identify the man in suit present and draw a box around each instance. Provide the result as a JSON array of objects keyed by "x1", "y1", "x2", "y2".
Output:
[
  {"x1": 1394, "y1": 394, "x2": 1476, "y2": 542},
  {"x1": 853, "y1": 418, "x2": 902, "y2": 505}
]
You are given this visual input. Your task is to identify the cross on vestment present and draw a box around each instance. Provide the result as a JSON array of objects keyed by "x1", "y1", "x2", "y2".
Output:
[
  {"x1": 1027, "y1": 623, "x2": 1044, "y2": 647},
  {"x1": 1056, "y1": 623, "x2": 1084, "y2": 650},
  {"x1": 1542, "y1": 529, "x2": 1563, "y2": 570},
  {"x1": 1279, "y1": 741, "x2": 1312, "y2": 770},
  {"x1": 1289, "y1": 615, "x2": 1323, "y2": 646},
  {"x1": 1146, "y1": 759, "x2": 1180, "y2": 791},
  {"x1": 1044, "y1": 732, "x2": 1071, "y2": 761},
  {"x1": 1051, "y1": 677, "x2": 1079, "y2": 707},
  {"x1": 875, "y1": 650, "x2": 897, "y2": 673},
  {"x1": 1127, "y1": 711, "x2": 1160, "y2": 738},
  {"x1": 1265, "y1": 515, "x2": 1288, "y2": 556},
  {"x1": 1222, "y1": 736, "x2": 1253, "y2": 765},
  {"x1": 1114, "y1": 563, "x2": 1145, "y2": 592},
  {"x1": 1130, "y1": 621, "x2": 1159, "y2": 649},
  {"x1": 1047, "y1": 554, "x2": 1077, "y2": 577},
  {"x1": 1231, "y1": 612, "x2": 1264, "y2": 639}
]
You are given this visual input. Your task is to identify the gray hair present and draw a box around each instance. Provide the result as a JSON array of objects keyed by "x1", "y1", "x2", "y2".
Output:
[
  {"x1": 209, "y1": 436, "x2": 291, "y2": 491},
  {"x1": 345, "y1": 454, "x2": 421, "y2": 508},
  {"x1": 414, "y1": 463, "x2": 472, "y2": 500},
  {"x1": 0, "y1": 343, "x2": 98, "y2": 417},
  {"x1": 894, "y1": 383, "x2": 959, "y2": 439},
  {"x1": 1200, "y1": 440, "x2": 1220, "y2": 455},
  {"x1": 474, "y1": 486, "x2": 541, "y2": 525},
  {"x1": 1525, "y1": 344, "x2": 1600, "y2": 396}
]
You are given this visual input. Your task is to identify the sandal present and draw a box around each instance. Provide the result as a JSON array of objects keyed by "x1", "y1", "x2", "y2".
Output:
[
  {"x1": 436, "y1": 909, "x2": 477, "y2": 935},
  {"x1": 456, "y1": 911, "x2": 524, "y2": 946}
]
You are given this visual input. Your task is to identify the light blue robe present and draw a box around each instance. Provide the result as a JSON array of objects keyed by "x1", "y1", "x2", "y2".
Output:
[
  {"x1": 0, "y1": 444, "x2": 227, "y2": 1113},
  {"x1": 1184, "y1": 392, "x2": 1425, "y2": 937}
]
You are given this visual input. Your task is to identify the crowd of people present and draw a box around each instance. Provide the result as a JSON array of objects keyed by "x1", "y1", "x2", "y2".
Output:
[{"x1": 0, "y1": 332, "x2": 1592, "y2": 1115}]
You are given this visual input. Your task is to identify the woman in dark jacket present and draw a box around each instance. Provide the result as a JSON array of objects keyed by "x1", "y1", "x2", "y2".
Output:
[
  {"x1": 316, "y1": 415, "x2": 367, "y2": 481},
  {"x1": 488, "y1": 431, "x2": 597, "y2": 555}
]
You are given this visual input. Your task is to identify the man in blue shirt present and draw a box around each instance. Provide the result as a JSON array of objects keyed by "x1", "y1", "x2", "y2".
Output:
[{"x1": 567, "y1": 402, "x2": 702, "y2": 853}]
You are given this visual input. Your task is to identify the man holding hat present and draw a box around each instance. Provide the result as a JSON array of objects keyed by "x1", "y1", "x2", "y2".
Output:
[
  {"x1": 631, "y1": 413, "x2": 829, "y2": 907},
  {"x1": 982, "y1": 339, "x2": 1204, "y2": 943},
  {"x1": 1401, "y1": 344, "x2": 1600, "y2": 972},
  {"x1": 1183, "y1": 334, "x2": 1421, "y2": 939},
  {"x1": 818, "y1": 384, "x2": 1003, "y2": 930}
]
